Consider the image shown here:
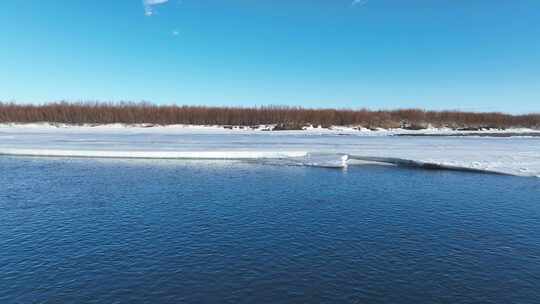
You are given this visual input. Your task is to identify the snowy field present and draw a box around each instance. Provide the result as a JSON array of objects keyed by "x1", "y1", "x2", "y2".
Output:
[{"x1": 1, "y1": 124, "x2": 539, "y2": 177}]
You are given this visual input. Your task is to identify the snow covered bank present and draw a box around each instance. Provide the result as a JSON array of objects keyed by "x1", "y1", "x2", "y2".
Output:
[
  {"x1": 1, "y1": 124, "x2": 539, "y2": 176},
  {"x1": 1, "y1": 123, "x2": 539, "y2": 137}
]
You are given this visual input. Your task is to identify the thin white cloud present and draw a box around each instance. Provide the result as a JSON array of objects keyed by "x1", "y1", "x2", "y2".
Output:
[
  {"x1": 351, "y1": 0, "x2": 368, "y2": 7},
  {"x1": 144, "y1": 1, "x2": 365, "y2": 16},
  {"x1": 143, "y1": 0, "x2": 169, "y2": 16}
]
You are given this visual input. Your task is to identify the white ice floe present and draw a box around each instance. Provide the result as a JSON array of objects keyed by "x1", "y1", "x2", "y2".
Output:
[
  {"x1": 0, "y1": 149, "x2": 307, "y2": 160},
  {"x1": 0, "y1": 124, "x2": 539, "y2": 176}
]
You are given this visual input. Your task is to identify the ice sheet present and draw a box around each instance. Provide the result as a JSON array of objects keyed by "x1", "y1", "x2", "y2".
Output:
[{"x1": 1, "y1": 124, "x2": 539, "y2": 177}]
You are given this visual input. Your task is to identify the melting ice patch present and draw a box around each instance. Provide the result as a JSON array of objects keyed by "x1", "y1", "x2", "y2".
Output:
[
  {"x1": 348, "y1": 156, "x2": 512, "y2": 175},
  {"x1": 257, "y1": 153, "x2": 349, "y2": 168},
  {"x1": 290, "y1": 153, "x2": 348, "y2": 168},
  {"x1": 0, "y1": 149, "x2": 307, "y2": 160},
  {"x1": 0, "y1": 149, "x2": 349, "y2": 169},
  {"x1": 0, "y1": 148, "x2": 535, "y2": 176}
]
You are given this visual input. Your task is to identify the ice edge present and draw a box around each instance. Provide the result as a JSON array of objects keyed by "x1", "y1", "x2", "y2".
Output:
[{"x1": 0, "y1": 149, "x2": 536, "y2": 177}]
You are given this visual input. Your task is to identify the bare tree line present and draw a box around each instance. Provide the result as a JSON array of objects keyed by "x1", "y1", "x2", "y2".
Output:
[{"x1": 1, "y1": 102, "x2": 539, "y2": 129}]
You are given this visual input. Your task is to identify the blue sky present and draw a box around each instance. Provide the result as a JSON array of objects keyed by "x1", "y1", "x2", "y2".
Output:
[{"x1": 1, "y1": 0, "x2": 539, "y2": 113}]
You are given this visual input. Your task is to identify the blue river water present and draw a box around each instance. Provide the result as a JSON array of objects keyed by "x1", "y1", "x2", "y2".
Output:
[{"x1": 1, "y1": 157, "x2": 540, "y2": 303}]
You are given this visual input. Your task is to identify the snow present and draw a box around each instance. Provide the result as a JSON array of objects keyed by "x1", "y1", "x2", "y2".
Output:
[
  {"x1": 1, "y1": 124, "x2": 539, "y2": 176},
  {"x1": 0, "y1": 149, "x2": 308, "y2": 160},
  {"x1": 2, "y1": 122, "x2": 539, "y2": 136}
]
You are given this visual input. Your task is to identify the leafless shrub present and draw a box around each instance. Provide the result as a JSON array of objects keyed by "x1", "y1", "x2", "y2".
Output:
[{"x1": 0, "y1": 102, "x2": 538, "y2": 129}]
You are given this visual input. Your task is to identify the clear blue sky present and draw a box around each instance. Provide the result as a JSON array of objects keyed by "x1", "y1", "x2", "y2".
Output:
[{"x1": 1, "y1": 0, "x2": 539, "y2": 113}]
